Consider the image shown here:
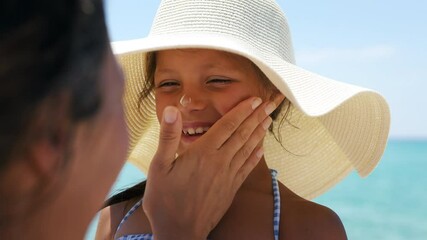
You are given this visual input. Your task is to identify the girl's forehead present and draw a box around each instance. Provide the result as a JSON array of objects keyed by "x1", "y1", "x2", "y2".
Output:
[
  {"x1": 158, "y1": 48, "x2": 244, "y2": 60},
  {"x1": 156, "y1": 48, "x2": 255, "y2": 68}
]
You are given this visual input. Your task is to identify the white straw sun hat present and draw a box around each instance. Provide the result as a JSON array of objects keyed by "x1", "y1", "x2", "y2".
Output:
[{"x1": 112, "y1": 0, "x2": 390, "y2": 199}]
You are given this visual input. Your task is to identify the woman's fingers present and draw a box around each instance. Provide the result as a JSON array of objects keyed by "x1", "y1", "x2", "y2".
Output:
[
  {"x1": 203, "y1": 97, "x2": 262, "y2": 150},
  {"x1": 220, "y1": 100, "x2": 277, "y2": 166},
  {"x1": 232, "y1": 146, "x2": 265, "y2": 191},
  {"x1": 228, "y1": 116, "x2": 272, "y2": 172}
]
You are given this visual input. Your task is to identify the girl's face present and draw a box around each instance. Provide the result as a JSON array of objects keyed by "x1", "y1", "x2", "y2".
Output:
[{"x1": 154, "y1": 49, "x2": 268, "y2": 154}]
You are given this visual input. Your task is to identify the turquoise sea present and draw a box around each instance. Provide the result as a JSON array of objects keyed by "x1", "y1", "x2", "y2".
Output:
[{"x1": 85, "y1": 140, "x2": 427, "y2": 239}]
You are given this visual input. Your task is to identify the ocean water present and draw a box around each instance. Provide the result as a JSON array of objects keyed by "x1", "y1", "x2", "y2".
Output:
[{"x1": 85, "y1": 140, "x2": 427, "y2": 239}]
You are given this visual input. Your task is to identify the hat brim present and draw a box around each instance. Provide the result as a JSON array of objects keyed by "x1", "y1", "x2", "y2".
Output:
[{"x1": 112, "y1": 33, "x2": 390, "y2": 199}]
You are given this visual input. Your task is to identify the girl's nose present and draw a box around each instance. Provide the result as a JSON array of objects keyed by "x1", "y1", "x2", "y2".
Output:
[
  {"x1": 179, "y1": 94, "x2": 192, "y2": 107},
  {"x1": 178, "y1": 93, "x2": 206, "y2": 111}
]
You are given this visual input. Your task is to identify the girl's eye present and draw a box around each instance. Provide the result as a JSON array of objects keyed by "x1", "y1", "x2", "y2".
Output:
[
  {"x1": 207, "y1": 78, "x2": 232, "y2": 85},
  {"x1": 156, "y1": 81, "x2": 180, "y2": 88}
]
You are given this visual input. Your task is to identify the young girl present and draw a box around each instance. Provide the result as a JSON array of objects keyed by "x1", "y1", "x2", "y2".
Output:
[{"x1": 97, "y1": 0, "x2": 390, "y2": 239}]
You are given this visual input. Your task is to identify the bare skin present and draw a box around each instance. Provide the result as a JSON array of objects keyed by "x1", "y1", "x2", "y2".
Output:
[
  {"x1": 96, "y1": 97, "x2": 275, "y2": 240},
  {"x1": 96, "y1": 49, "x2": 347, "y2": 240},
  {"x1": 209, "y1": 162, "x2": 347, "y2": 240},
  {"x1": 98, "y1": 160, "x2": 347, "y2": 240}
]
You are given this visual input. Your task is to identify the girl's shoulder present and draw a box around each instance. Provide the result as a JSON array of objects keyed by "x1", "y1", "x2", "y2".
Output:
[
  {"x1": 279, "y1": 184, "x2": 347, "y2": 240},
  {"x1": 95, "y1": 198, "x2": 139, "y2": 240}
]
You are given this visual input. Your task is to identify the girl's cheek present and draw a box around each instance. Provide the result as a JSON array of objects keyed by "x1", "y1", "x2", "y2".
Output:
[
  {"x1": 155, "y1": 99, "x2": 166, "y2": 121},
  {"x1": 155, "y1": 95, "x2": 178, "y2": 120},
  {"x1": 214, "y1": 95, "x2": 245, "y2": 116}
]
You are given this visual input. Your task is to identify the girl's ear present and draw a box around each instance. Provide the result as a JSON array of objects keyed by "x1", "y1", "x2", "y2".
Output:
[
  {"x1": 272, "y1": 93, "x2": 285, "y2": 106},
  {"x1": 268, "y1": 91, "x2": 285, "y2": 105},
  {"x1": 267, "y1": 92, "x2": 286, "y2": 122}
]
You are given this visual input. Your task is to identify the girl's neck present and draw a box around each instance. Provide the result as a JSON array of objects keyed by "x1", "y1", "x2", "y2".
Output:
[{"x1": 239, "y1": 157, "x2": 272, "y2": 194}]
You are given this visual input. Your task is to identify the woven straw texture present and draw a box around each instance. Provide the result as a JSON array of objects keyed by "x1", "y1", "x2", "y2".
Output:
[{"x1": 113, "y1": 0, "x2": 390, "y2": 199}]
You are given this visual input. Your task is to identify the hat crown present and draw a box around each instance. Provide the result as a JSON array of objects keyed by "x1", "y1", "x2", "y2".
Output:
[{"x1": 150, "y1": 0, "x2": 295, "y2": 63}]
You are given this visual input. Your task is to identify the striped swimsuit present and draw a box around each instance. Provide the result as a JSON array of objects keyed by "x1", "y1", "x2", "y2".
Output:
[{"x1": 115, "y1": 170, "x2": 281, "y2": 240}]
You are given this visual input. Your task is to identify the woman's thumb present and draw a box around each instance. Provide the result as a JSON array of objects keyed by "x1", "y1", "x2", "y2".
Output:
[{"x1": 152, "y1": 106, "x2": 182, "y2": 169}]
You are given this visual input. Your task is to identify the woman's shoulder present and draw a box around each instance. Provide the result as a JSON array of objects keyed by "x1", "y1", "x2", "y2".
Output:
[
  {"x1": 95, "y1": 198, "x2": 139, "y2": 240},
  {"x1": 279, "y1": 184, "x2": 347, "y2": 240}
]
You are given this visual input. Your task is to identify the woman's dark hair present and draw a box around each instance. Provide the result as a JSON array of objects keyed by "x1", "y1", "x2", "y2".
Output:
[{"x1": 0, "y1": 0, "x2": 108, "y2": 171}]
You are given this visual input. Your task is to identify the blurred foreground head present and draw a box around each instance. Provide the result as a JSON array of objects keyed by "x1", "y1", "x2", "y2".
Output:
[{"x1": 0, "y1": 0, "x2": 128, "y2": 238}]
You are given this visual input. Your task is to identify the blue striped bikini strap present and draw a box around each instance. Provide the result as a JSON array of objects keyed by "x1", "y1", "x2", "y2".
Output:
[
  {"x1": 271, "y1": 169, "x2": 281, "y2": 240},
  {"x1": 114, "y1": 199, "x2": 143, "y2": 239}
]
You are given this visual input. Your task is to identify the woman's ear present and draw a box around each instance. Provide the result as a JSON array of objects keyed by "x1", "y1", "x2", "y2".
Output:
[
  {"x1": 0, "y1": 96, "x2": 72, "y2": 218},
  {"x1": 26, "y1": 134, "x2": 64, "y2": 179},
  {"x1": 25, "y1": 93, "x2": 72, "y2": 179}
]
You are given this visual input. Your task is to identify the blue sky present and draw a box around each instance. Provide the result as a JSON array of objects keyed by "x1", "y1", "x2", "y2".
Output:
[{"x1": 105, "y1": 0, "x2": 427, "y2": 139}]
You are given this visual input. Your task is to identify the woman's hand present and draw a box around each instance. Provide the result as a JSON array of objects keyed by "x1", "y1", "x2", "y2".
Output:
[{"x1": 143, "y1": 96, "x2": 280, "y2": 240}]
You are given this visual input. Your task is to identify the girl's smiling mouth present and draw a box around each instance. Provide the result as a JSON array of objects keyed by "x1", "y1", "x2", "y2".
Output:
[
  {"x1": 181, "y1": 122, "x2": 213, "y2": 144},
  {"x1": 182, "y1": 126, "x2": 210, "y2": 136}
]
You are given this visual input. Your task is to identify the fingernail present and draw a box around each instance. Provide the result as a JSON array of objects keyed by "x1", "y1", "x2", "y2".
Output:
[
  {"x1": 262, "y1": 117, "x2": 272, "y2": 130},
  {"x1": 251, "y1": 97, "x2": 262, "y2": 110},
  {"x1": 256, "y1": 148, "x2": 264, "y2": 159},
  {"x1": 164, "y1": 106, "x2": 178, "y2": 124},
  {"x1": 265, "y1": 102, "x2": 276, "y2": 115}
]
